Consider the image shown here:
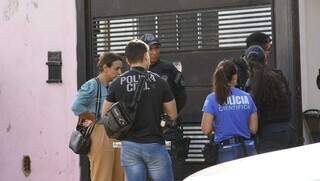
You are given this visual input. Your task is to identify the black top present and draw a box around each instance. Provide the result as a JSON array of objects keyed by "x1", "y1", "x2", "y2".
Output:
[
  {"x1": 106, "y1": 66, "x2": 174, "y2": 144},
  {"x1": 149, "y1": 60, "x2": 187, "y2": 112},
  {"x1": 259, "y1": 69, "x2": 291, "y2": 126},
  {"x1": 246, "y1": 69, "x2": 291, "y2": 127}
]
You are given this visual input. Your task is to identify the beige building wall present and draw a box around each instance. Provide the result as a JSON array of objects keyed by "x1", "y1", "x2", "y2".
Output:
[{"x1": 299, "y1": 0, "x2": 320, "y2": 111}]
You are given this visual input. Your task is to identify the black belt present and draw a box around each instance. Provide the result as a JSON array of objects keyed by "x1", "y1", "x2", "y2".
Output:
[
  {"x1": 220, "y1": 136, "x2": 247, "y2": 146},
  {"x1": 220, "y1": 136, "x2": 250, "y2": 157}
]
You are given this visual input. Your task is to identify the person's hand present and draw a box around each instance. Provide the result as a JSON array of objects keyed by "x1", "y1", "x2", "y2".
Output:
[
  {"x1": 79, "y1": 112, "x2": 96, "y2": 121},
  {"x1": 79, "y1": 112, "x2": 96, "y2": 127},
  {"x1": 81, "y1": 119, "x2": 95, "y2": 127}
]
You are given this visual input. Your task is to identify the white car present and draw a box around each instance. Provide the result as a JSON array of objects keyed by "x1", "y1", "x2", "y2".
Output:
[{"x1": 184, "y1": 143, "x2": 320, "y2": 181}]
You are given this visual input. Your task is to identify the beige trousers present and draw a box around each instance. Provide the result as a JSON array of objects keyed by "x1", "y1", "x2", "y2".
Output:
[{"x1": 87, "y1": 124, "x2": 124, "y2": 181}]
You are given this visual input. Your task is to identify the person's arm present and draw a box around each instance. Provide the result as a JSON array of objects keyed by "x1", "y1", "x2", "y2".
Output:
[
  {"x1": 247, "y1": 94, "x2": 258, "y2": 135},
  {"x1": 201, "y1": 112, "x2": 214, "y2": 135},
  {"x1": 163, "y1": 99, "x2": 177, "y2": 121},
  {"x1": 160, "y1": 75, "x2": 177, "y2": 122},
  {"x1": 171, "y1": 65, "x2": 187, "y2": 112},
  {"x1": 174, "y1": 86, "x2": 187, "y2": 113},
  {"x1": 201, "y1": 94, "x2": 216, "y2": 135},
  {"x1": 71, "y1": 80, "x2": 97, "y2": 126},
  {"x1": 248, "y1": 112, "x2": 258, "y2": 135}
]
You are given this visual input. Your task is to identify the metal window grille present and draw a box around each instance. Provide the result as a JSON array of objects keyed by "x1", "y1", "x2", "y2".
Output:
[{"x1": 91, "y1": 5, "x2": 272, "y2": 60}]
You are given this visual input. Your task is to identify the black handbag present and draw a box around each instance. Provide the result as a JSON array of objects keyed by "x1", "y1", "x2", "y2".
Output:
[
  {"x1": 101, "y1": 70, "x2": 147, "y2": 139},
  {"x1": 69, "y1": 121, "x2": 95, "y2": 154},
  {"x1": 69, "y1": 78, "x2": 101, "y2": 154}
]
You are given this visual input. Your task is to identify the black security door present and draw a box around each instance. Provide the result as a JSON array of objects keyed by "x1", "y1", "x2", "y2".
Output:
[
  {"x1": 83, "y1": 0, "x2": 274, "y2": 123},
  {"x1": 76, "y1": 0, "x2": 301, "y2": 180}
]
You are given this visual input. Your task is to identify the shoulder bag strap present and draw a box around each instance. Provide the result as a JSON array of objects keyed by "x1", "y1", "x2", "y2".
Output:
[
  {"x1": 85, "y1": 78, "x2": 101, "y2": 136},
  {"x1": 129, "y1": 69, "x2": 148, "y2": 111},
  {"x1": 94, "y1": 78, "x2": 102, "y2": 120}
]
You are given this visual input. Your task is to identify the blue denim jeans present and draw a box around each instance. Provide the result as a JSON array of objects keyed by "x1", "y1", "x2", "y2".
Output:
[
  {"x1": 217, "y1": 140, "x2": 257, "y2": 164},
  {"x1": 120, "y1": 141, "x2": 174, "y2": 181}
]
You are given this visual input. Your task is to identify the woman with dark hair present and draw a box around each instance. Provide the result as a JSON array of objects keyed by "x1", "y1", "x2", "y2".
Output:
[
  {"x1": 72, "y1": 52, "x2": 124, "y2": 181},
  {"x1": 201, "y1": 60, "x2": 258, "y2": 164},
  {"x1": 245, "y1": 45, "x2": 294, "y2": 153}
]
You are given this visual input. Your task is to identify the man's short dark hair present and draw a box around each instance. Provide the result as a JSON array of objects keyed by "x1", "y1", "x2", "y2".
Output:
[
  {"x1": 125, "y1": 39, "x2": 149, "y2": 64},
  {"x1": 245, "y1": 32, "x2": 271, "y2": 49}
]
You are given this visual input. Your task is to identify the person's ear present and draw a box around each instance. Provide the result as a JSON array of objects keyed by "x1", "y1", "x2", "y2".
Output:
[
  {"x1": 144, "y1": 52, "x2": 150, "y2": 63},
  {"x1": 102, "y1": 64, "x2": 108, "y2": 72}
]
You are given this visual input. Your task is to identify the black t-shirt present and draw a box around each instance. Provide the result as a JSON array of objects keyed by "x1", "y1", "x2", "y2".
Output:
[
  {"x1": 106, "y1": 66, "x2": 174, "y2": 144},
  {"x1": 149, "y1": 60, "x2": 187, "y2": 112}
]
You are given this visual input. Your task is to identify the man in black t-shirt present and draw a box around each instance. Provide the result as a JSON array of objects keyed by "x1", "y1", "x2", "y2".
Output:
[
  {"x1": 140, "y1": 33, "x2": 188, "y2": 181},
  {"x1": 102, "y1": 39, "x2": 177, "y2": 181}
]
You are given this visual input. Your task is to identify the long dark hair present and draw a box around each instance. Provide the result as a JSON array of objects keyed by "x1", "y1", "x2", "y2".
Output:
[
  {"x1": 213, "y1": 60, "x2": 237, "y2": 105},
  {"x1": 247, "y1": 52, "x2": 287, "y2": 108}
]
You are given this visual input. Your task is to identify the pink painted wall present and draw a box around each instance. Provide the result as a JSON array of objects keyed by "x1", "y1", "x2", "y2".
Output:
[{"x1": 0, "y1": 0, "x2": 79, "y2": 180}]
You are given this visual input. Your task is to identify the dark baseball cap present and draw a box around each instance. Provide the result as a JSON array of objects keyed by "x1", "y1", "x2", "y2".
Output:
[
  {"x1": 140, "y1": 33, "x2": 160, "y2": 46},
  {"x1": 245, "y1": 45, "x2": 265, "y2": 64}
]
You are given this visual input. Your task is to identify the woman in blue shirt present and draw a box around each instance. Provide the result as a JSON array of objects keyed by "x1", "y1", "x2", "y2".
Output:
[
  {"x1": 71, "y1": 52, "x2": 124, "y2": 181},
  {"x1": 201, "y1": 60, "x2": 258, "y2": 164}
]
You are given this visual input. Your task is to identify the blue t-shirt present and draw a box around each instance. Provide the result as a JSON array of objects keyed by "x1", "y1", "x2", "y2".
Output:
[
  {"x1": 202, "y1": 87, "x2": 257, "y2": 142},
  {"x1": 71, "y1": 78, "x2": 108, "y2": 123}
]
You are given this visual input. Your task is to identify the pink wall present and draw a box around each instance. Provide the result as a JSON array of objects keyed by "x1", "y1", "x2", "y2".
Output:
[{"x1": 0, "y1": 0, "x2": 79, "y2": 180}]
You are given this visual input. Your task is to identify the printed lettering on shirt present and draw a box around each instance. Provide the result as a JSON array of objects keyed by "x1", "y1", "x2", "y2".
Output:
[
  {"x1": 120, "y1": 74, "x2": 156, "y2": 92},
  {"x1": 218, "y1": 95, "x2": 250, "y2": 111}
]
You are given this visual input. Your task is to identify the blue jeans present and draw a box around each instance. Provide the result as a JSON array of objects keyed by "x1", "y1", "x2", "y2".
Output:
[
  {"x1": 120, "y1": 141, "x2": 174, "y2": 181},
  {"x1": 217, "y1": 140, "x2": 257, "y2": 164}
]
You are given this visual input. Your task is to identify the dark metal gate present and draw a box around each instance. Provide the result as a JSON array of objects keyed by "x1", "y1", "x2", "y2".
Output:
[{"x1": 76, "y1": 0, "x2": 301, "y2": 180}]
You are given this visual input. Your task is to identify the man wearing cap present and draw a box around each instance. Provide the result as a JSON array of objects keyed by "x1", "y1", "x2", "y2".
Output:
[
  {"x1": 140, "y1": 33, "x2": 187, "y2": 113},
  {"x1": 140, "y1": 33, "x2": 188, "y2": 181},
  {"x1": 233, "y1": 31, "x2": 272, "y2": 91}
]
